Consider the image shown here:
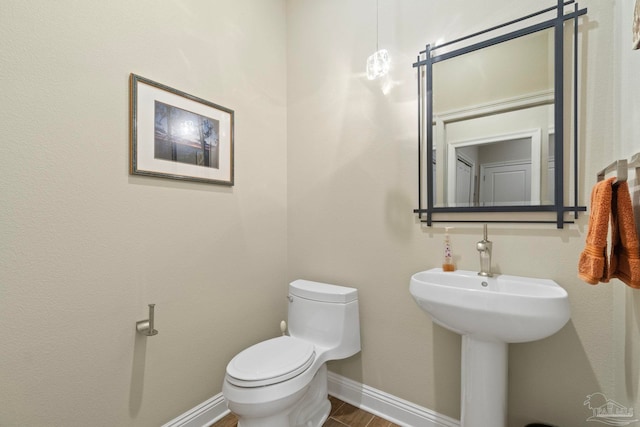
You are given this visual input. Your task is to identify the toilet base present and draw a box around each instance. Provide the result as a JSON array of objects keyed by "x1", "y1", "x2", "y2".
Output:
[
  {"x1": 237, "y1": 413, "x2": 289, "y2": 427},
  {"x1": 234, "y1": 365, "x2": 330, "y2": 427},
  {"x1": 289, "y1": 365, "x2": 331, "y2": 427},
  {"x1": 229, "y1": 364, "x2": 331, "y2": 427}
]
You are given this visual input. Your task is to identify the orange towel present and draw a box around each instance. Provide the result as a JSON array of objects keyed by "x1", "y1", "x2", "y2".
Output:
[
  {"x1": 578, "y1": 177, "x2": 615, "y2": 285},
  {"x1": 609, "y1": 181, "x2": 640, "y2": 288}
]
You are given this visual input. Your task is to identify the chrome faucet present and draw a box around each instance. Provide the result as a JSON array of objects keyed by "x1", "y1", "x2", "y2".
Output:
[{"x1": 476, "y1": 224, "x2": 492, "y2": 277}]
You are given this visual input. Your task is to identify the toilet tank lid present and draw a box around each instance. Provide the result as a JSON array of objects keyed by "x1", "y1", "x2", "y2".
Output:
[{"x1": 289, "y1": 279, "x2": 358, "y2": 303}]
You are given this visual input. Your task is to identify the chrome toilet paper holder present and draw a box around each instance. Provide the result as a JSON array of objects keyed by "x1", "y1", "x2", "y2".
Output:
[{"x1": 136, "y1": 304, "x2": 158, "y2": 336}]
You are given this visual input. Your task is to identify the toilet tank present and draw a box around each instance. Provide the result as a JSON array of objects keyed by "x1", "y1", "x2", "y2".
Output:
[{"x1": 288, "y1": 280, "x2": 361, "y2": 361}]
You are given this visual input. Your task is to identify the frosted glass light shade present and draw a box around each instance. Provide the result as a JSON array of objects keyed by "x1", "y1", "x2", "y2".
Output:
[{"x1": 366, "y1": 49, "x2": 390, "y2": 80}]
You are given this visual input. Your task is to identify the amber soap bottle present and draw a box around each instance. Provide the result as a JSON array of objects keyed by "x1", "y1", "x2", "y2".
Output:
[{"x1": 442, "y1": 227, "x2": 455, "y2": 271}]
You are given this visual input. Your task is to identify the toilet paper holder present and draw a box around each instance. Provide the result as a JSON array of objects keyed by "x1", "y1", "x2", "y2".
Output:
[{"x1": 136, "y1": 304, "x2": 159, "y2": 336}]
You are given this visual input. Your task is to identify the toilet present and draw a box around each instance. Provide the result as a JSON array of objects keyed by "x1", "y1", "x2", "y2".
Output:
[{"x1": 222, "y1": 279, "x2": 361, "y2": 427}]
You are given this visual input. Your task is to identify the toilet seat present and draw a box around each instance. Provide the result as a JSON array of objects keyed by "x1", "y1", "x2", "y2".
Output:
[{"x1": 226, "y1": 336, "x2": 315, "y2": 388}]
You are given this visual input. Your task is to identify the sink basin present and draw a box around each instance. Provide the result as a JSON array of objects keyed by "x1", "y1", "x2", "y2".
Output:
[
  {"x1": 410, "y1": 268, "x2": 570, "y2": 343},
  {"x1": 410, "y1": 268, "x2": 571, "y2": 427}
]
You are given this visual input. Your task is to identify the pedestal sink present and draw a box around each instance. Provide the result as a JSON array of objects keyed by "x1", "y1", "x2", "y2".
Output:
[{"x1": 410, "y1": 268, "x2": 570, "y2": 427}]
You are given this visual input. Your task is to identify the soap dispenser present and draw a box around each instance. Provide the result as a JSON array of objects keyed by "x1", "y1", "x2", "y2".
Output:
[{"x1": 442, "y1": 227, "x2": 455, "y2": 272}]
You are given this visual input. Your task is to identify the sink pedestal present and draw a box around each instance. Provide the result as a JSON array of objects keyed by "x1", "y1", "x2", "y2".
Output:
[{"x1": 461, "y1": 336, "x2": 507, "y2": 427}]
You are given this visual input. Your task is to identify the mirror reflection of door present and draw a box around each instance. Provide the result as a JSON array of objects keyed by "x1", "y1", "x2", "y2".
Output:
[
  {"x1": 480, "y1": 161, "x2": 531, "y2": 205},
  {"x1": 432, "y1": 151, "x2": 437, "y2": 204},
  {"x1": 476, "y1": 137, "x2": 532, "y2": 205},
  {"x1": 546, "y1": 133, "x2": 555, "y2": 204},
  {"x1": 447, "y1": 130, "x2": 542, "y2": 206},
  {"x1": 455, "y1": 156, "x2": 473, "y2": 205}
]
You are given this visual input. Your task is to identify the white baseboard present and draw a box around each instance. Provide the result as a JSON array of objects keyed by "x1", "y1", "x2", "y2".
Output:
[
  {"x1": 161, "y1": 393, "x2": 229, "y2": 427},
  {"x1": 162, "y1": 372, "x2": 459, "y2": 427},
  {"x1": 327, "y1": 372, "x2": 460, "y2": 427}
]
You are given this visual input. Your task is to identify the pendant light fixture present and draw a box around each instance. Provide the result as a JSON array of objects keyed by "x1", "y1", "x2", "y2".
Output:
[{"x1": 366, "y1": 0, "x2": 390, "y2": 80}]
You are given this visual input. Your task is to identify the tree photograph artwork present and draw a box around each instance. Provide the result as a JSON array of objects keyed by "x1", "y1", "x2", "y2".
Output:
[{"x1": 154, "y1": 101, "x2": 220, "y2": 169}]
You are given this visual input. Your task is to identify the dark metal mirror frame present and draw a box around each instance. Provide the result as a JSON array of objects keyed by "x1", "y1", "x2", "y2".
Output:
[{"x1": 413, "y1": 0, "x2": 587, "y2": 228}]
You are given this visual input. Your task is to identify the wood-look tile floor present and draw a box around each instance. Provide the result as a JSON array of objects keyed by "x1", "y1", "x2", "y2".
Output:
[{"x1": 210, "y1": 395, "x2": 401, "y2": 427}]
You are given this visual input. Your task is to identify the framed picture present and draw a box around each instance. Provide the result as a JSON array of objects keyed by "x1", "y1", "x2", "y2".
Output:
[
  {"x1": 634, "y1": 0, "x2": 640, "y2": 50},
  {"x1": 129, "y1": 74, "x2": 234, "y2": 185}
]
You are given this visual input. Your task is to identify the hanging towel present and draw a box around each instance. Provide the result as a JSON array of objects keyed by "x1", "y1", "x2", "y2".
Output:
[
  {"x1": 609, "y1": 181, "x2": 640, "y2": 288},
  {"x1": 578, "y1": 177, "x2": 615, "y2": 285}
]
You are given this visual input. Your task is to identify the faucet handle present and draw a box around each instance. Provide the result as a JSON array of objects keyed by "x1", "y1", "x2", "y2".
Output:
[{"x1": 483, "y1": 224, "x2": 489, "y2": 241}]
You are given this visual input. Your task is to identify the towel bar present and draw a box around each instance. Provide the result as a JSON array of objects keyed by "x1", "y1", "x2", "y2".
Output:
[
  {"x1": 597, "y1": 159, "x2": 627, "y2": 183},
  {"x1": 597, "y1": 152, "x2": 640, "y2": 183},
  {"x1": 629, "y1": 152, "x2": 640, "y2": 169}
]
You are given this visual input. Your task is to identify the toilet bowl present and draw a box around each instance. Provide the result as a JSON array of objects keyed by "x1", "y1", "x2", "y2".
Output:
[{"x1": 222, "y1": 279, "x2": 361, "y2": 427}]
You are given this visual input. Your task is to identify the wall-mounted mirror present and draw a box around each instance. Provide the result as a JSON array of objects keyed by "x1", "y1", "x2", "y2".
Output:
[{"x1": 413, "y1": 0, "x2": 587, "y2": 228}]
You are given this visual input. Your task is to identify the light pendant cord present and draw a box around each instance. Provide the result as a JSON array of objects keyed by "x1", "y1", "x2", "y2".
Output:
[
  {"x1": 376, "y1": 0, "x2": 379, "y2": 52},
  {"x1": 366, "y1": 0, "x2": 390, "y2": 80}
]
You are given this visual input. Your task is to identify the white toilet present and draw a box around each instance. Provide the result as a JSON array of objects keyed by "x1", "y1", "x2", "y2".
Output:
[{"x1": 222, "y1": 279, "x2": 361, "y2": 427}]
